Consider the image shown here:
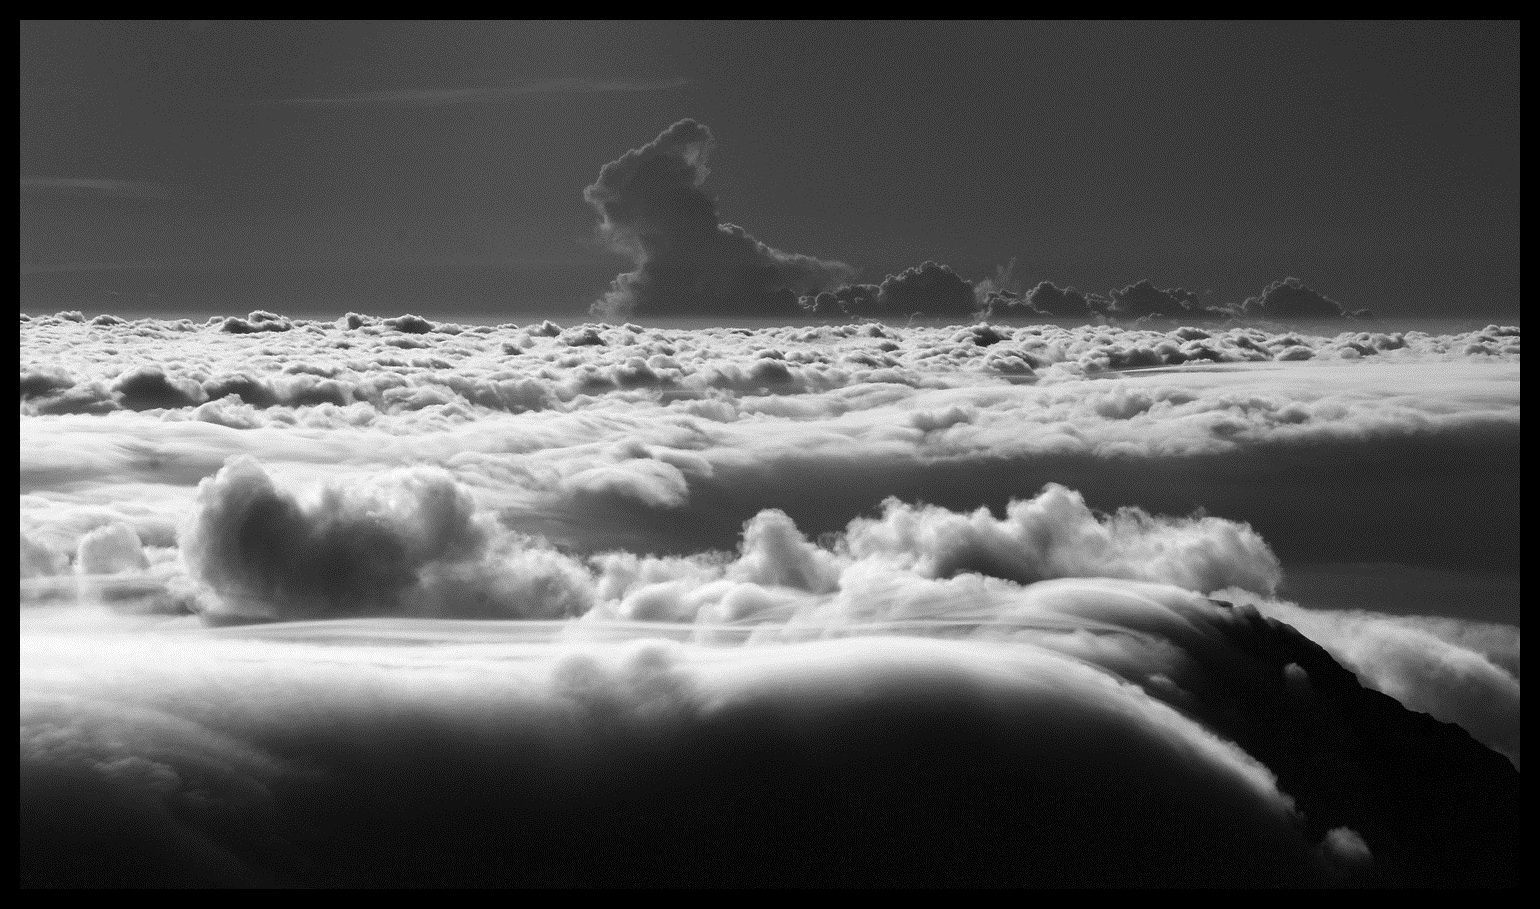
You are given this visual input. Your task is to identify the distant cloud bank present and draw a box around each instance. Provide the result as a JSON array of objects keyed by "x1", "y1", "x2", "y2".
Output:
[{"x1": 589, "y1": 122, "x2": 1374, "y2": 321}]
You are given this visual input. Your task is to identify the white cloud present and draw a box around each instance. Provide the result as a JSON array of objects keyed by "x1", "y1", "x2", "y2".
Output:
[{"x1": 18, "y1": 312, "x2": 1520, "y2": 885}]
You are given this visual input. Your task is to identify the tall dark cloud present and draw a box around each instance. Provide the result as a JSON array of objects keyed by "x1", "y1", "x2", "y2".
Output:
[{"x1": 587, "y1": 120, "x2": 854, "y2": 318}]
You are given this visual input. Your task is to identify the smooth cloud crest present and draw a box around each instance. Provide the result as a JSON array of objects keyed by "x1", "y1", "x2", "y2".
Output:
[{"x1": 20, "y1": 575, "x2": 1522, "y2": 886}]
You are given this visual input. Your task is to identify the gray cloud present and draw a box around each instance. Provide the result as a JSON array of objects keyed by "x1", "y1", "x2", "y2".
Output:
[
  {"x1": 1107, "y1": 278, "x2": 1233, "y2": 322},
  {"x1": 801, "y1": 261, "x2": 981, "y2": 319},
  {"x1": 1024, "y1": 280, "x2": 1105, "y2": 318},
  {"x1": 587, "y1": 120, "x2": 855, "y2": 318},
  {"x1": 1242, "y1": 277, "x2": 1366, "y2": 320}
]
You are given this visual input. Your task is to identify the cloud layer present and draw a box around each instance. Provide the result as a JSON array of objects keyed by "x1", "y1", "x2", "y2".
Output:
[
  {"x1": 21, "y1": 575, "x2": 1518, "y2": 886},
  {"x1": 19, "y1": 308, "x2": 1520, "y2": 886}
]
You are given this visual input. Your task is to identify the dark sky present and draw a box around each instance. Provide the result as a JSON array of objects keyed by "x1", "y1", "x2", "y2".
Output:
[{"x1": 19, "y1": 20, "x2": 1521, "y2": 318}]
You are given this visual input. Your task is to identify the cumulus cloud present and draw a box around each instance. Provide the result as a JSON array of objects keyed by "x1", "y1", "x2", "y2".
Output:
[
  {"x1": 587, "y1": 120, "x2": 855, "y2": 318},
  {"x1": 801, "y1": 261, "x2": 981, "y2": 319},
  {"x1": 1105, "y1": 278, "x2": 1233, "y2": 322},
  {"x1": 842, "y1": 484, "x2": 1280, "y2": 596},
  {"x1": 179, "y1": 458, "x2": 593, "y2": 622},
  {"x1": 979, "y1": 277, "x2": 1368, "y2": 325},
  {"x1": 1024, "y1": 280, "x2": 1106, "y2": 319},
  {"x1": 76, "y1": 522, "x2": 150, "y2": 576},
  {"x1": 171, "y1": 457, "x2": 1278, "y2": 624},
  {"x1": 181, "y1": 457, "x2": 487, "y2": 620},
  {"x1": 1242, "y1": 277, "x2": 1362, "y2": 320}
]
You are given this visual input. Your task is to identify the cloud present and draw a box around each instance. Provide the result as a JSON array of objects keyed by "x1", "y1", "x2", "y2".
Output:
[
  {"x1": 586, "y1": 120, "x2": 855, "y2": 318},
  {"x1": 1024, "y1": 280, "x2": 1105, "y2": 318},
  {"x1": 16, "y1": 309, "x2": 1521, "y2": 886},
  {"x1": 75, "y1": 522, "x2": 150, "y2": 576},
  {"x1": 183, "y1": 458, "x2": 460, "y2": 619},
  {"x1": 258, "y1": 76, "x2": 689, "y2": 108},
  {"x1": 801, "y1": 261, "x2": 981, "y2": 319},
  {"x1": 20, "y1": 576, "x2": 1521, "y2": 886},
  {"x1": 17, "y1": 315, "x2": 1520, "y2": 607},
  {"x1": 111, "y1": 366, "x2": 205, "y2": 411},
  {"x1": 179, "y1": 458, "x2": 595, "y2": 622},
  {"x1": 18, "y1": 321, "x2": 1523, "y2": 887},
  {"x1": 1222, "y1": 592, "x2": 1522, "y2": 767},
  {"x1": 1107, "y1": 278, "x2": 1233, "y2": 322},
  {"x1": 842, "y1": 484, "x2": 1281, "y2": 596},
  {"x1": 1242, "y1": 277, "x2": 1364, "y2": 320}
]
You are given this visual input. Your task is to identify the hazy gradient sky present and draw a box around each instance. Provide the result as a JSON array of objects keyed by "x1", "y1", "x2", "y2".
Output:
[{"x1": 19, "y1": 20, "x2": 1521, "y2": 318}]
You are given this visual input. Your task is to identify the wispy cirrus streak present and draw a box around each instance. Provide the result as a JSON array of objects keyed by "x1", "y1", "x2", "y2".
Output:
[{"x1": 258, "y1": 76, "x2": 689, "y2": 108}]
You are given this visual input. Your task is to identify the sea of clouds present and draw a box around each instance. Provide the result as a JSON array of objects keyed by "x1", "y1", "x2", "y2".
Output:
[{"x1": 19, "y1": 310, "x2": 1519, "y2": 886}]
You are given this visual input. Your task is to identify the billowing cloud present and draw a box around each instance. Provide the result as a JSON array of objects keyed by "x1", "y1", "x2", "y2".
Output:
[
  {"x1": 1243, "y1": 277, "x2": 1366, "y2": 320},
  {"x1": 1024, "y1": 280, "x2": 1105, "y2": 318},
  {"x1": 1107, "y1": 278, "x2": 1232, "y2": 322},
  {"x1": 842, "y1": 485, "x2": 1281, "y2": 596},
  {"x1": 801, "y1": 261, "x2": 981, "y2": 319},
  {"x1": 991, "y1": 277, "x2": 1367, "y2": 324},
  {"x1": 587, "y1": 120, "x2": 855, "y2": 318},
  {"x1": 180, "y1": 457, "x2": 591, "y2": 622}
]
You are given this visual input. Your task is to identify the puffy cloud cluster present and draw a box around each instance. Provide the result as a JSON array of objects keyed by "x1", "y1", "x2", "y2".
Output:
[
  {"x1": 1106, "y1": 279, "x2": 1231, "y2": 321},
  {"x1": 841, "y1": 485, "x2": 1280, "y2": 596},
  {"x1": 181, "y1": 458, "x2": 590, "y2": 622},
  {"x1": 171, "y1": 460, "x2": 1277, "y2": 623},
  {"x1": 800, "y1": 261, "x2": 981, "y2": 319},
  {"x1": 1024, "y1": 280, "x2": 1105, "y2": 318},
  {"x1": 18, "y1": 313, "x2": 1517, "y2": 423},
  {"x1": 989, "y1": 277, "x2": 1366, "y2": 324},
  {"x1": 587, "y1": 119, "x2": 855, "y2": 318},
  {"x1": 1243, "y1": 277, "x2": 1367, "y2": 320}
]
